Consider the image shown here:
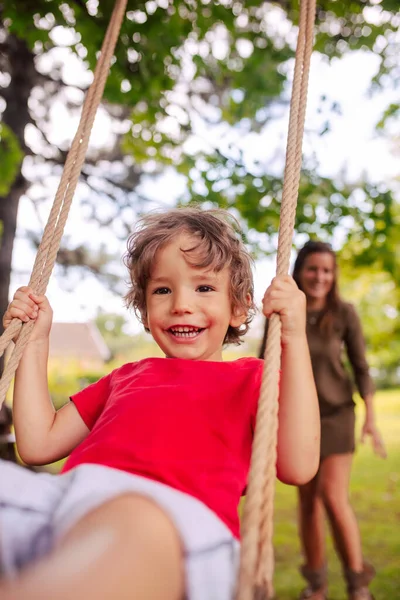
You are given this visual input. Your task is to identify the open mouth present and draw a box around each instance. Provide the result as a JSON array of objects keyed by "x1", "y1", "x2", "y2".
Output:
[{"x1": 167, "y1": 326, "x2": 205, "y2": 338}]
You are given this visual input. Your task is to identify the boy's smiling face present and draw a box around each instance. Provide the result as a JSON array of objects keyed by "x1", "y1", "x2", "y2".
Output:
[{"x1": 144, "y1": 233, "x2": 245, "y2": 361}]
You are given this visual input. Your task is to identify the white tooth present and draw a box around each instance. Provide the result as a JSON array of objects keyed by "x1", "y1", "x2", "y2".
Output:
[
  {"x1": 170, "y1": 327, "x2": 202, "y2": 336},
  {"x1": 173, "y1": 330, "x2": 199, "y2": 337}
]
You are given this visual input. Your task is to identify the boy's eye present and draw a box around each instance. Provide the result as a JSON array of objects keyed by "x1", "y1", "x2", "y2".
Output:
[
  {"x1": 153, "y1": 287, "x2": 170, "y2": 295},
  {"x1": 197, "y1": 285, "x2": 214, "y2": 293}
]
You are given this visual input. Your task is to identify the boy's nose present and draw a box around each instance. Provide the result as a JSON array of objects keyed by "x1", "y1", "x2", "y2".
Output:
[{"x1": 171, "y1": 291, "x2": 193, "y2": 314}]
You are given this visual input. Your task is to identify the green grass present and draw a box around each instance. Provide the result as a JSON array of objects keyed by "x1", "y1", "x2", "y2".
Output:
[{"x1": 270, "y1": 388, "x2": 400, "y2": 599}]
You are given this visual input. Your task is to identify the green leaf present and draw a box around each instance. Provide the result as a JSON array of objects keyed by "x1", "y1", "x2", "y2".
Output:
[{"x1": 0, "y1": 124, "x2": 23, "y2": 195}]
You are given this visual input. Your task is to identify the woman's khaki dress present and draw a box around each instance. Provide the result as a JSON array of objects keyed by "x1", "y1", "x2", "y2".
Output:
[{"x1": 306, "y1": 302, "x2": 374, "y2": 459}]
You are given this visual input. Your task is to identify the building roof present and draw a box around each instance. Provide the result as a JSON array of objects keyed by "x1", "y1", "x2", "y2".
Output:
[{"x1": 49, "y1": 322, "x2": 110, "y2": 363}]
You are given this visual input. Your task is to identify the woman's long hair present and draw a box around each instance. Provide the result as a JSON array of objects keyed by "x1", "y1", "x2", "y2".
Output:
[
  {"x1": 292, "y1": 240, "x2": 341, "y2": 336},
  {"x1": 258, "y1": 241, "x2": 341, "y2": 358}
]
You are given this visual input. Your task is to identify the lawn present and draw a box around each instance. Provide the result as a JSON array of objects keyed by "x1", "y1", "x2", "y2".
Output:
[{"x1": 270, "y1": 388, "x2": 400, "y2": 599}]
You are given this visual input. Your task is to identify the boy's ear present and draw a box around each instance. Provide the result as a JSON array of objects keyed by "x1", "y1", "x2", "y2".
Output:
[
  {"x1": 229, "y1": 311, "x2": 246, "y2": 328},
  {"x1": 229, "y1": 294, "x2": 251, "y2": 328}
]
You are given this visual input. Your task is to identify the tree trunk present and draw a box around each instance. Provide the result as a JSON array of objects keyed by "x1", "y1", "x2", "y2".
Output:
[
  {"x1": 0, "y1": 34, "x2": 35, "y2": 347},
  {"x1": 0, "y1": 177, "x2": 28, "y2": 340},
  {"x1": 0, "y1": 35, "x2": 36, "y2": 461}
]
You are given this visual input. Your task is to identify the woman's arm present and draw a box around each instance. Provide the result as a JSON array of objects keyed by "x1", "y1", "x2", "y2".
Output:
[
  {"x1": 343, "y1": 303, "x2": 374, "y2": 400},
  {"x1": 344, "y1": 304, "x2": 386, "y2": 458}
]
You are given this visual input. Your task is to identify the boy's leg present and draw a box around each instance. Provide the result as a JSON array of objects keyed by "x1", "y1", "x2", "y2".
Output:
[{"x1": 0, "y1": 494, "x2": 185, "y2": 600}]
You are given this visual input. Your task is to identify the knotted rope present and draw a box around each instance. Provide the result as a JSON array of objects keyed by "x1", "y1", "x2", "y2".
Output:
[
  {"x1": 236, "y1": 1, "x2": 316, "y2": 598},
  {"x1": 0, "y1": 0, "x2": 128, "y2": 406}
]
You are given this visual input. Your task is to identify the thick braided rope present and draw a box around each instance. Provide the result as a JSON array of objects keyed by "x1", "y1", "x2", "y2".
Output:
[
  {"x1": 256, "y1": 1, "x2": 316, "y2": 589},
  {"x1": 236, "y1": 1, "x2": 316, "y2": 599},
  {"x1": 0, "y1": 0, "x2": 128, "y2": 406}
]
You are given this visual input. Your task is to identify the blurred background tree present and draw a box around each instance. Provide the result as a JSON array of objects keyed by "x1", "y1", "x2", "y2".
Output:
[{"x1": 0, "y1": 0, "x2": 399, "y2": 383}]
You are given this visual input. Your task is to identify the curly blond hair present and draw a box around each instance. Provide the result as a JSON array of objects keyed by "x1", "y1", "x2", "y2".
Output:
[{"x1": 124, "y1": 207, "x2": 255, "y2": 345}]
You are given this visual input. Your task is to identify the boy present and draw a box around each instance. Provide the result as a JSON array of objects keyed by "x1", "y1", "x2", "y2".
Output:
[{"x1": 0, "y1": 208, "x2": 319, "y2": 600}]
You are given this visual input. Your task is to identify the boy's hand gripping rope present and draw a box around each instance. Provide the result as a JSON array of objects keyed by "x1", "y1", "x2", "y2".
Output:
[{"x1": 0, "y1": 0, "x2": 316, "y2": 598}]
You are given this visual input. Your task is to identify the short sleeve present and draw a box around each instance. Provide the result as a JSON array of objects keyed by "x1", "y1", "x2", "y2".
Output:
[
  {"x1": 343, "y1": 303, "x2": 374, "y2": 399},
  {"x1": 70, "y1": 373, "x2": 112, "y2": 430}
]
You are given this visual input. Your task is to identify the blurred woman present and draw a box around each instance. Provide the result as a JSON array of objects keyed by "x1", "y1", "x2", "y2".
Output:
[{"x1": 259, "y1": 240, "x2": 386, "y2": 600}]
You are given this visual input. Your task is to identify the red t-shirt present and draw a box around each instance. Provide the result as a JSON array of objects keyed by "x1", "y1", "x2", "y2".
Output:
[{"x1": 62, "y1": 357, "x2": 264, "y2": 537}]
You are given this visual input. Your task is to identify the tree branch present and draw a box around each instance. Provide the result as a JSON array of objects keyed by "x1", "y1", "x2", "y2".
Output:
[
  {"x1": 35, "y1": 70, "x2": 89, "y2": 93},
  {"x1": 68, "y1": 0, "x2": 88, "y2": 13}
]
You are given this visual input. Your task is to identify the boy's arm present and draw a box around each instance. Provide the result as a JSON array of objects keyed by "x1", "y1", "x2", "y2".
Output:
[
  {"x1": 276, "y1": 336, "x2": 320, "y2": 485},
  {"x1": 13, "y1": 339, "x2": 89, "y2": 465},
  {"x1": 262, "y1": 276, "x2": 320, "y2": 486},
  {"x1": 5, "y1": 287, "x2": 89, "y2": 465}
]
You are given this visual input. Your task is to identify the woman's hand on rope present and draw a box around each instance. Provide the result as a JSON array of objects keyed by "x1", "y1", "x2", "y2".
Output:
[
  {"x1": 262, "y1": 275, "x2": 306, "y2": 346},
  {"x1": 3, "y1": 287, "x2": 53, "y2": 343}
]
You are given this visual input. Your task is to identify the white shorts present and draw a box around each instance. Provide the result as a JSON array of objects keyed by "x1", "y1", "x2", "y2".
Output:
[{"x1": 0, "y1": 460, "x2": 240, "y2": 600}]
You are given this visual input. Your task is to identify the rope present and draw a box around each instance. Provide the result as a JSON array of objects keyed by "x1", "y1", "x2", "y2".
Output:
[
  {"x1": 0, "y1": 0, "x2": 128, "y2": 407},
  {"x1": 236, "y1": 1, "x2": 316, "y2": 598},
  {"x1": 0, "y1": 0, "x2": 316, "y2": 596}
]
